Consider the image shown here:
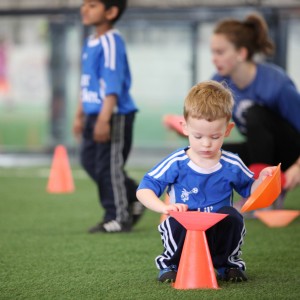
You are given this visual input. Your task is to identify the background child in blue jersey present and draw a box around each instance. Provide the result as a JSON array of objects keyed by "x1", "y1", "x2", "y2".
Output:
[
  {"x1": 73, "y1": 0, "x2": 144, "y2": 233},
  {"x1": 210, "y1": 13, "x2": 300, "y2": 207},
  {"x1": 137, "y1": 80, "x2": 275, "y2": 283}
]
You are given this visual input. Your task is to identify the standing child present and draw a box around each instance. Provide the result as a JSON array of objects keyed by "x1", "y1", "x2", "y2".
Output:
[
  {"x1": 73, "y1": 0, "x2": 144, "y2": 233},
  {"x1": 137, "y1": 81, "x2": 275, "y2": 282}
]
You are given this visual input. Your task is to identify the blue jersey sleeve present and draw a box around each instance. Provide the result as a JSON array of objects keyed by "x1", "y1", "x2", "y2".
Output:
[
  {"x1": 233, "y1": 169, "x2": 255, "y2": 198},
  {"x1": 221, "y1": 150, "x2": 255, "y2": 198},
  {"x1": 100, "y1": 32, "x2": 126, "y2": 98},
  {"x1": 137, "y1": 148, "x2": 186, "y2": 197},
  {"x1": 137, "y1": 175, "x2": 169, "y2": 198}
]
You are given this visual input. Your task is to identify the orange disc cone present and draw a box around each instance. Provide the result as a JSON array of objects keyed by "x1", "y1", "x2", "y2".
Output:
[
  {"x1": 241, "y1": 164, "x2": 282, "y2": 213},
  {"x1": 254, "y1": 210, "x2": 300, "y2": 227},
  {"x1": 160, "y1": 194, "x2": 170, "y2": 223},
  {"x1": 47, "y1": 145, "x2": 75, "y2": 193},
  {"x1": 170, "y1": 211, "x2": 228, "y2": 290},
  {"x1": 162, "y1": 114, "x2": 185, "y2": 137}
]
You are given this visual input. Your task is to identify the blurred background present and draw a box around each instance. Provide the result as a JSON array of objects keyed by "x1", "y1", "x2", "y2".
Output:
[{"x1": 0, "y1": 0, "x2": 299, "y2": 167}]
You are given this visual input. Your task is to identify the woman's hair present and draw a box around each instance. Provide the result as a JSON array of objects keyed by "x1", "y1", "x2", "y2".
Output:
[
  {"x1": 213, "y1": 13, "x2": 274, "y2": 60},
  {"x1": 184, "y1": 80, "x2": 234, "y2": 122}
]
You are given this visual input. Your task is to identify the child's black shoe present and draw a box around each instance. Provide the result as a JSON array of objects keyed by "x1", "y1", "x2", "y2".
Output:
[
  {"x1": 217, "y1": 268, "x2": 248, "y2": 282},
  {"x1": 158, "y1": 265, "x2": 177, "y2": 283}
]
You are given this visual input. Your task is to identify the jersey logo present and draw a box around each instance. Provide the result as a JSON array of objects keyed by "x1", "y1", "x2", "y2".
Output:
[
  {"x1": 235, "y1": 99, "x2": 254, "y2": 133},
  {"x1": 204, "y1": 206, "x2": 214, "y2": 212},
  {"x1": 181, "y1": 187, "x2": 198, "y2": 202}
]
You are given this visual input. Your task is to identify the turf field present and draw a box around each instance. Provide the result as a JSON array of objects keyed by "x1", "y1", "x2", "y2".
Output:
[{"x1": 0, "y1": 167, "x2": 299, "y2": 299}]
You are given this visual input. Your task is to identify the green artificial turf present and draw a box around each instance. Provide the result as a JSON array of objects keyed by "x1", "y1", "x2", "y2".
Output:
[{"x1": 0, "y1": 167, "x2": 299, "y2": 299}]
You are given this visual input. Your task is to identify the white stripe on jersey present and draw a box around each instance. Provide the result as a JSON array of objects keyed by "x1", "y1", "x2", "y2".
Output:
[
  {"x1": 221, "y1": 154, "x2": 253, "y2": 178},
  {"x1": 148, "y1": 149, "x2": 185, "y2": 177},
  {"x1": 99, "y1": 78, "x2": 106, "y2": 100},
  {"x1": 107, "y1": 32, "x2": 116, "y2": 70},
  {"x1": 153, "y1": 155, "x2": 188, "y2": 179},
  {"x1": 222, "y1": 150, "x2": 251, "y2": 171},
  {"x1": 100, "y1": 35, "x2": 110, "y2": 68}
]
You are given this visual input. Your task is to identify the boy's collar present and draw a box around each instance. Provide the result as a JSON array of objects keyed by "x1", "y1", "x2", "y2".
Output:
[
  {"x1": 90, "y1": 28, "x2": 120, "y2": 40},
  {"x1": 87, "y1": 29, "x2": 120, "y2": 47}
]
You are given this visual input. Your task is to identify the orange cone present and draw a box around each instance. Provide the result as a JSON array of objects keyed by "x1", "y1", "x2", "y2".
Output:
[
  {"x1": 241, "y1": 164, "x2": 282, "y2": 213},
  {"x1": 254, "y1": 210, "x2": 300, "y2": 227},
  {"x1": 170, "y1": 211, "x2": 228, "y2": 289},
  {"x1": 47, "y1": 145, "x2": 75, "y2": 193},
  {"x1": 174, "y1": 230, "x2": 219, "y2": 289},
  {"x1": 162, "y1": 114, "x2": 185, "y2": 137},
  {"x1": 160, "y1": 194, "x2": 170, "y2": 223}
]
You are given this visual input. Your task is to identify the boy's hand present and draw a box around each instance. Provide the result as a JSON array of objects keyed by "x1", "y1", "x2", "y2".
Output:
[
  {"x1": 163, "y1": 203, "x2": 188, "y2": 215},
  {"x1": 251, "y1": 166, "x2": 277, "y2": 194},
  {"x1": 94, "y1": 119, "x2": 111, "y2": 142},
  {"x1": 258, "y1": 166, "x2": 276, "y2": 182},
  {"x1": 94, "y1": 94, "x2": 116, "y2": 142},
  {"x1": 259, "y1": 167, "x2": 277, "y2": 181}
]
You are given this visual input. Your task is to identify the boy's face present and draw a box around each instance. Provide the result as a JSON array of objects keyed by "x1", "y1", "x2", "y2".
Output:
[
  {"x1": 182, "y1": 117, "x2": 234, "y2": 161},
  {"x1": 81, "y1": 0, "x2": 113, "y2": 26}
]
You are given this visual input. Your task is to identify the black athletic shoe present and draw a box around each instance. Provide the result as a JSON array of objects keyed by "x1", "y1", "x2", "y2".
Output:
[
  {"x1": 88, "y1": 220, "x2": 132, "y2": 233},
  {"x1": 88, "y1": 222, "x2": 104, "y2": 233},
  {"x1": 217, "y1": 268, "x2": 248, "y2": 282},
  {"x1": 157, "y1": 265, "x2": 178, "y2": 283}
]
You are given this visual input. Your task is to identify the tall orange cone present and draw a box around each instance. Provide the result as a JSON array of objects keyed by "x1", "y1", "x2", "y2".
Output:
[
  {"x1": 174, "y1": 230, "x2": 219, "y2": 289},
  {"x1": 170, "y1": 211, "x2": 228, "y2": 290},
  {"x1": 47, "y1": 145, "x2": 75, "y2": 193}
]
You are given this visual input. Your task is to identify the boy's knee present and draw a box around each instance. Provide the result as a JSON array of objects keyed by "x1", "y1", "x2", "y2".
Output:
[
  {"x1": 217, "y1": 206, "x2": 244, "y2": 225},
  {"x1": 217, "y1": 205, "x2": 239, "y2": 215}
]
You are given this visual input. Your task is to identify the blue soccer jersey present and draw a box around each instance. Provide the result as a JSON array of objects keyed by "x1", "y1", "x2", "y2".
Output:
[
  {"x1": 81, "y1": 29, "x2": 138, "y2": 115},
  {"x1": 138, "y1": 147, "x2": 255, "y2": 212},
  {"x1": 212, "y1": 62, "x2": 300, "y2": 133}
]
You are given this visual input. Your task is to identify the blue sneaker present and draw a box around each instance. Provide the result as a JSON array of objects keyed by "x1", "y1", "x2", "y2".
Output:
[
  {"x1": 217, "y1": 267, "x2": 248, "y2": 282},
  {"x1": 158, "y1": 265, "x2": 177, "y2": 283}
]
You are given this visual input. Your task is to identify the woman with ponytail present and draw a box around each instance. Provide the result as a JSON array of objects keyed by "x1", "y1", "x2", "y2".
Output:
[{"x1": 210, "y1": 13, "x2": 300, "y2": 208}]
